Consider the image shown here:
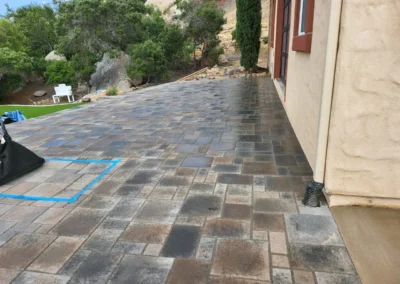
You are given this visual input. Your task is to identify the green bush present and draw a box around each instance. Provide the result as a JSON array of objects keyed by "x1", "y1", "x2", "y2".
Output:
[
  {"x1": 44, "y1": 60, "x2": 76, "y2": 86},
  {"x1": 127, "y1": 40, "x2": 168, "y2": 82},
  {"x1": 32, "y1": 57, "x2": 47, "y2": 76},
  {"x1": 262, "y1": 36, "x2": 269, "y2": 44},
  {"x1": 207, "y1": 46, "x2": 225, "y2": 66},
  {"x1": 106, "y1": 86, "x2": 118, "y2": 96},
  {"x1": 236, "y1": 0, "x2": 262, "y2": 71},
  {"x1": 232, "y1": 29, "x2": 237, "y2": 41}
]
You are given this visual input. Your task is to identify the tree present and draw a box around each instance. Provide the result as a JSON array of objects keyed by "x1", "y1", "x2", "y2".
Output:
[
  {"x1": 127, "y1": 40, "x2": 168, "y2": 82},
  {"x1": 174, "y1": 0, "x2": 225, "y2": 64},
  {"x1": 55, "y1": 0, "x2": 150, "y2": 55},
  {"x1": 44, "y1": 61, "x2": 76, "y2": 86},
  {"x1": 7, "y1": 5, "x2": 57, "y2": 57},
  {"x1": 0, "y1": 47, "x2": 32, "y2": 94},
  {"x1": 0, "y1": 19, "x2": 28, "y2": 52},
  {"x1": 236, "y1": 0, "x2": 262, "y2": 71}
]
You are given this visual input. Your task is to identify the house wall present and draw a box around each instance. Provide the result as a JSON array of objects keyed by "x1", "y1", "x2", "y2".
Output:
[
  {"x1": 269, "y1": 0, "x2": 331, "y2": 170},
  {"x1": 325, "y1": 0, "x2": 400, "y2": 203}
]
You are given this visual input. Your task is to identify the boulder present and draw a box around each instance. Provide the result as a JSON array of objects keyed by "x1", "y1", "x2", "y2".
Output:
[
  {"x1": 45, "y1": 51, "x2": 67, "y2": 61},
  {"x1": 89, "y1": 52, "x2": 142, "y2": 92},
  {"x1": 34, "y1": 90, "x2": 47, "y2": 97},
  {"x1": 218, "y1": 54, "x2": 228, "y2": 65},
  {"x1": 82, "y1": 96, "x2": 91, "y2": 102},
  {"x1": 117, "y1": 80, "x2": 132, "y2": 92}
]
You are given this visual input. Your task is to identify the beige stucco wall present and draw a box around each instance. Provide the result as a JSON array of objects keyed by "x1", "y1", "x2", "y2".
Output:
[
  {"x1": 269, "y1": 0, "x2": 331, "y2": 170},
  {"x1": 325, "y1": 0, "x2": 400, "y2": 201}
]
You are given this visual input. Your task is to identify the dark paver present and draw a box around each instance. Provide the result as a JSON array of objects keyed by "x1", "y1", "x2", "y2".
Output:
[
  {"x1": 109, "y1": 255, "x2": 173, "y2": 284},
  {"x1": 217, "y1": 174, "x2": 253, "y2": 185},
  {"x1": 180, "y1": 195, "x2": 222, "y2": 217},
  {"x1": 290, "y1": 244, "x2": 356, "y2": 274},
  {"x1": 203, "y1": 218, "x2": 250, "y2": 238},
  {"x1": 69, "y1": 252, "x2": 122, "y2": 284},
  {"x1": 222, "y1": 204, "x2": 252, "y2": 220},
  {"x1": 59, "y1": 249, "x2": 92, "y2": 276},
  {"x1": 126, "y1": 170, "x2": 164, "y2": 185},
  {"x1": 181, "y1": 157, "x2": 214, "y2": 168},
  {"x1": 285, "y1": 214, "x2": 344, "y2": 246},
  {"x1": 253, "y1": 213, "x2": 285, "y2": 232},
  {"x1": 161, "y1": 225, "x2": 201, "y2": 258}
]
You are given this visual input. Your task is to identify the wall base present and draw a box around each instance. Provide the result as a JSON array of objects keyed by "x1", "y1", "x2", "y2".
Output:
[{"x1": 324, "y1": 191, "x2": 400, "y2": 209}]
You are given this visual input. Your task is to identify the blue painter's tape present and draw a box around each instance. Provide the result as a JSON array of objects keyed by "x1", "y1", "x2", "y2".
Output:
[{"x1": 0, "y1": 158, "x2": 121, "y2": 203}]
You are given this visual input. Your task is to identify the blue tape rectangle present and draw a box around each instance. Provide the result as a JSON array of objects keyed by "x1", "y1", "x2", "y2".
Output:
[{"x1": 0, "y1": 158, "x2": 121, "y2": 203}]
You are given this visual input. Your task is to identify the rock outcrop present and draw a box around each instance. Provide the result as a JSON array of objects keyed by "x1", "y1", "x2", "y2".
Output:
[
  {"x1": 45, "y1": 51, "x2": 67, "y2": 61},
  {"x1": 89, "y1": 53, "x2": 139, "y2": 92}
]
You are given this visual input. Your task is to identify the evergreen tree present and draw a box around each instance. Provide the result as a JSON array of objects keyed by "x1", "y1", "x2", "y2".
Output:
[{"x1": 236, "y1": 0, "x2": 262, "y2": 71}]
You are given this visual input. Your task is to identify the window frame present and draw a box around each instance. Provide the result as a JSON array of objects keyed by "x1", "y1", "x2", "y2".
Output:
[{"x1": 292, "y1": 0, "x2": 314, "y2": 53}]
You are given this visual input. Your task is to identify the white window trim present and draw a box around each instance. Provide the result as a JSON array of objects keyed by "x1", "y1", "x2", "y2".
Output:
[{"x1": 298, "y1": 0, "x2": 306, "y2": 36}]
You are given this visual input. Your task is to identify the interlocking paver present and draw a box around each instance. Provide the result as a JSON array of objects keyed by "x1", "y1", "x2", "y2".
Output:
[
  {"x1": 167, "y1": 259, "x2": 210, "y2": 284},
  {"x1": 12, "y1": 272, "x2": 70, "y2": 284},
  {"x1": 0, "y1": 233, "x2": 56, "y2": 270},
  {"x1": 51, "y1": 208, "x2": 106, "y2": 237},
  {"x1": 161, "y1": 225, "x2": 201, "y2": 258},
  {"x1": 0, "y1": 268, "x2": 19, "y2": 284},
  {"x1": 28, "y1": 236, "x2": 85, "y2": 273},
  {"x1": 211, "y1": 239, "x2": 270, "y2": 281},
  {"x1": 109, "y1": 255, "x2": 173, "y2": 284},
  {"x1": 1, "y1": 78, "x2": 360, "y2": 283},
  {"x1": 69, "y1": 252, "x2": 122, "y2": 284}
]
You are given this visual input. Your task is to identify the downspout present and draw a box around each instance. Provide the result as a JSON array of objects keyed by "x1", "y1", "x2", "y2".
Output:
[{"x1": 303, "y1": 0, "x2": 343, "y2": 207}]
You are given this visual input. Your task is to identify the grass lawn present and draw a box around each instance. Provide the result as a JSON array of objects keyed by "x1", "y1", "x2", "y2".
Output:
[{"x1": 0, "y1": 103, "x2": 84, "y2": 119}]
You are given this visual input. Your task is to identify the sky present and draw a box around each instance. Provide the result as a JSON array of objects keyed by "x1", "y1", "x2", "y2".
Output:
[{"x1": 0, "y1": 0, "x2": 52, "y2": 16}]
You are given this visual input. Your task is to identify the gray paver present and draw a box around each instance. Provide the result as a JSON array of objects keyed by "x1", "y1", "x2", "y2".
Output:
[
  {"x1": 109, "y1": 255, "x2": 173, "y2": 284},
  {"x1": 12, "y1": 272, "x2": 70, "y2": 284},
  {"x1": 69, "y1": 252, "x2": 122, "y2": 284}
]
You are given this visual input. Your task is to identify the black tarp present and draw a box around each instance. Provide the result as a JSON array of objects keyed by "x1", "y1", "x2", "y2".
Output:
[{"x1": 0, "y1": 121, "x2": 45, "y2": 185}]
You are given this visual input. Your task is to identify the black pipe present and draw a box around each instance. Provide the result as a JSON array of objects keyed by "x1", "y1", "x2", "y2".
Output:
[{"x1": 302, "y1": 181, "x2": 324, "y2": 207}]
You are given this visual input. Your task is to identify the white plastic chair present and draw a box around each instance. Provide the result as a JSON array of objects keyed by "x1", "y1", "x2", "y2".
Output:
[{"x1": 53, "y1": 85, "x2": 75, "y2": 103}]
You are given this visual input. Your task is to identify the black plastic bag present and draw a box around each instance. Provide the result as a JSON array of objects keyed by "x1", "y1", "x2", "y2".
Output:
[{"x1": 0, "y1": 121, "x2": 45, "y2": 185}]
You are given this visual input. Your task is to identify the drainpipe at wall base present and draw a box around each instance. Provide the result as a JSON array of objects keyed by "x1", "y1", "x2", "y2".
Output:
[{"x1": 303, "y1": 0, "x2": 343, "y2": 207}]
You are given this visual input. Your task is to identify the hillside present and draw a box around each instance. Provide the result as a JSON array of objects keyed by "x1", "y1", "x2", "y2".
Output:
[{"x1": 147, "y1": 0, "x2": 270, "y2": 68}]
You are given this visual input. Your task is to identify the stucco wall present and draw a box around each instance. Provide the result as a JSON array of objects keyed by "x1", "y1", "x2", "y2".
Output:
[
  {"x1": 269, "y1": 0, "x2": 331, "y2": 170},
  {"x1": 325, "y1": 0, "x2": 400, "y2": 200}
]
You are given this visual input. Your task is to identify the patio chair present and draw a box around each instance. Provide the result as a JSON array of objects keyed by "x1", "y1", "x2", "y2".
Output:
[{"x1": 53, "y1": 85, "x2": 75, "y2": 103}]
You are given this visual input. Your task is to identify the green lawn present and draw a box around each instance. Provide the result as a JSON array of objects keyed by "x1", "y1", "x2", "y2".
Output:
[{"x1": 0, "y1": 103, "x2": 84, "y2": 119}]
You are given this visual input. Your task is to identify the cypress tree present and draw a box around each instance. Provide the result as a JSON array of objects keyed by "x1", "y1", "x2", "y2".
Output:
[{"x1": 236, "y1": 0, "x2": 262, "y2": 71}]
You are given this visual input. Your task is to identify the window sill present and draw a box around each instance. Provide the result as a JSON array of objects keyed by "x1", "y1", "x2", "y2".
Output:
[{"x1": 292, "y1": 34, "x2": 312, "y2": 53}]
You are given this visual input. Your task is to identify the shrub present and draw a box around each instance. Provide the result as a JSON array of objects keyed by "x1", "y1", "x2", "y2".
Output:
[
  {"x1": 262, "y1": 36, "x2": 269, "y2": 44},
  {"x1": 106, "y1": 86, "x2": 118, "y2": 96},
  {"x1": 207, "y1": 46, "x2": 225, "y2": 66},
  {"x1": 44, "y1": 60, "x2": 76, "y2": 86},
  {"x1": 236, "y1": 0, "x2": 262, "y2": 71},
  {"x1": 232, "y1": 29, "x2": 237, "y2": 41}
]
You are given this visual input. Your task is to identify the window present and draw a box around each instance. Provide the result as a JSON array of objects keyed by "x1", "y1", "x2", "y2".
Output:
[
  {"x1": 298, "y1": 0, "x2": 307, "y2": 35},
  {"x1": 292, "y1": 0, "x2": 314, "y2": 53}
]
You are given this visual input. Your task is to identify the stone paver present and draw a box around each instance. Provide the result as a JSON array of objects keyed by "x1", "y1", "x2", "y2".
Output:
[{"x1": 0, "y1": 78, "x2": 360, "y2": 283}]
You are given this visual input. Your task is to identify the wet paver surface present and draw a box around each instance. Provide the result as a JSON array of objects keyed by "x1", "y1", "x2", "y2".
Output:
[{"x1": 0, "y1": 78, "x2": 360, "y2": 283}]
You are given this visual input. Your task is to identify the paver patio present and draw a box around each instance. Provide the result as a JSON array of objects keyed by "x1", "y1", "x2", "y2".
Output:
[{"x1": 0, "y1": 78, "x2": 360, "y2": 283}]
